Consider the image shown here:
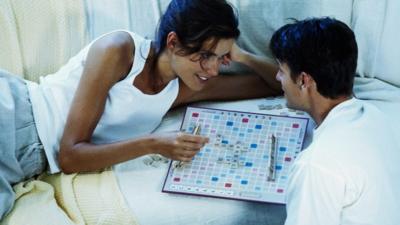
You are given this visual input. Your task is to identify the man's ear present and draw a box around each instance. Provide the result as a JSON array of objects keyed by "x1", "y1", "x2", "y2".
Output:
[
  {"x1": 166, "y1": 31, "x2": 179, "y2": 50},
  {"x1": 298, "y1": 72, "x2": 316, "y2": 90}
]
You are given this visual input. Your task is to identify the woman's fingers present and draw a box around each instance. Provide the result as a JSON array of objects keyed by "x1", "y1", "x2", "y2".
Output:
[
  {"x1": 177, "y1": 152, "x2": 197, "y2": 162},
  {"x1": 180, "y1": 141, "x2": 204, "y2": 151},
  {"x1": 177, "y1": 133, "x2": 209, "y2": 144}
]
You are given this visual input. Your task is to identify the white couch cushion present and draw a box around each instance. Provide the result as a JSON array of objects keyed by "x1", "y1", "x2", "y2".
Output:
[
  {"x1": 352, "y1": 0, "x2": 400, "y2": 88},
  {"x1": 229, "y1": 0, "x2": 353, "y2": 58}
]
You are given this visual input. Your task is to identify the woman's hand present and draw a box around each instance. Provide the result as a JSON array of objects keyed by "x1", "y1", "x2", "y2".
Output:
[
  {"x1": 149, "y1": 131, "x2": 209, "y2": 162},
  {"x1": 222, "y1": 42, "x2": 248, "y2": 66}
]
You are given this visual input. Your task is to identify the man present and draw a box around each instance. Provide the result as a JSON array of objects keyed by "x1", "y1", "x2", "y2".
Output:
[{"x1": 269, "y1": 17, "x2": 400, "y2": 225}]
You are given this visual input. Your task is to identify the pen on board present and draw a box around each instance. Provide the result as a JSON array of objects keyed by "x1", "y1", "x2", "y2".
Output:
[
  {"x1": 268, "y1": 134, "x2": 277, "y2": 182},
  {"x1": 174, "y1": 124, "x2": 201, "y2": 169}
]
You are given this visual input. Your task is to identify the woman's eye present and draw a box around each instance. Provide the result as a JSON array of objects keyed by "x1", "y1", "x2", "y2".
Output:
[{"x1": 200, "y1": 53, "x2": 212, "y2": 60}]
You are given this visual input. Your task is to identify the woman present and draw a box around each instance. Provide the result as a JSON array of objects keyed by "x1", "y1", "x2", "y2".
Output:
[{"x1": 0, "y1": 0, "x2": 281, "y2": 219}]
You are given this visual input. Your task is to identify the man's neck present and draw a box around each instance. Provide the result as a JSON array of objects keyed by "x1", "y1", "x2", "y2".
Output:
[{"x1": 308, "y1": 95, "x2": 352, "y2": 126}]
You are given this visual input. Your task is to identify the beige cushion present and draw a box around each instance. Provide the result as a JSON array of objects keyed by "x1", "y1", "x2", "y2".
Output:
[
  {"x1": 0, "y1": 0, "x2": 87, "y2": 82},
  {"x1": 2, "y1": 170, "x2": 137, "y2": 225}
]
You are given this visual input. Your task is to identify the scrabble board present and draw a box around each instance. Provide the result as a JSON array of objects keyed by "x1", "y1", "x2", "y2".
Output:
[{"x1": 162, "y1": 107, "x2": 309, "y2": 204}]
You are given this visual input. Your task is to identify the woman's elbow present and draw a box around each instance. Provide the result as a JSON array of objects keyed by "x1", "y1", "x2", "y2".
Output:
[{"x1": 58, "y1": 144, "x2": 78, "y2": 174}]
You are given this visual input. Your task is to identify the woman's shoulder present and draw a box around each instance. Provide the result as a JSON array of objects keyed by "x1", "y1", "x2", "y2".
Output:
[
  {"x1": 92, "y1": 31, "x2": 135, "y2": 55},
  {"x1": 79, "y1": 31, "x2": 136, "y2": 83},
  {"x1": 91, "y1": 31, "x2": 153, "y2": 69}
]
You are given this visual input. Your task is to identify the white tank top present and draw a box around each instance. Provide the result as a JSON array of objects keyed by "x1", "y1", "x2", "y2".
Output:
[{"x1": 27, "y1": 31, "x2": 179, "y2": 173}]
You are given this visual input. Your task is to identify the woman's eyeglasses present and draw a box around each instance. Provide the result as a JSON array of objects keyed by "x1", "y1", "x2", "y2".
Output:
[{"x1": 195, "y1": 51, "x2": 230, "y2": 70}]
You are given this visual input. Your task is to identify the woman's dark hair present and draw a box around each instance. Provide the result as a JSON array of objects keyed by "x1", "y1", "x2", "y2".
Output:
[
  {"x1": 270, "y1": 17, "x2": 358, "y2": 99},
  {"x1": 155, "y1": 0, "x2": 240, "y2": 56}
]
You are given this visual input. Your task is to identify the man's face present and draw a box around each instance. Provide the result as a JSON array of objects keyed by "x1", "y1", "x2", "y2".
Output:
[{"x1": 275, "y1": 61, "x2": 304, "y2": 110}]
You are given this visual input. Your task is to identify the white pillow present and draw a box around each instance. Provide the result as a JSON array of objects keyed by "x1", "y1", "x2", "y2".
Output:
[
  {"x1": 229, "y1": 0, "x2": 353, "y2": 58},
  {"x1": 352, "y1": 0, "x2": 400, "y2": 88}
]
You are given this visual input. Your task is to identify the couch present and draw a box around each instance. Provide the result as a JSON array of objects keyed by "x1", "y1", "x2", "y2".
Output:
[
  {"x1": 1, "y1": 0, "x2": 399, "y2": 124},
  {"x1": 1, "y1": 0, "x2": 399, "y2": 224}
]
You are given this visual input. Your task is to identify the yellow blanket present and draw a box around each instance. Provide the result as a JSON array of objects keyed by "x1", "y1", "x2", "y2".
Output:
[
  {"x1": 1, "y1": 170, "x2": 138, "y2": 225},
  {"x1": 0, "y1": 0, "x2": 87, "y2": 82}
]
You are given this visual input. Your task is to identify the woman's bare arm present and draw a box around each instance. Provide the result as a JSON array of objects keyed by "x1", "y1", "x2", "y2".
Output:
[{"x1": 59, "y1": 32, "x2": 208, "y2": 173}]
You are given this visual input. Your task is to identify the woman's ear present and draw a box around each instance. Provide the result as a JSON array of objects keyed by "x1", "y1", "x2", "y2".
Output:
[{"x1": 166, "y1": 31, "x2": 179, "y2": 50}]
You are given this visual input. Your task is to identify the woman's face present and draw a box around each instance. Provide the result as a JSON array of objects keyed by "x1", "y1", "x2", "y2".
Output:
[{"x1": 171, "y1": 38, "x2": 234, "y2": 91}]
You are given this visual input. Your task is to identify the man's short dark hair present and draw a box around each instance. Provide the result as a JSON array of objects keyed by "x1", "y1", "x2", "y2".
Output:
[{"x1": 270, "y1": 17, "x2": 358, "y2": 99}]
